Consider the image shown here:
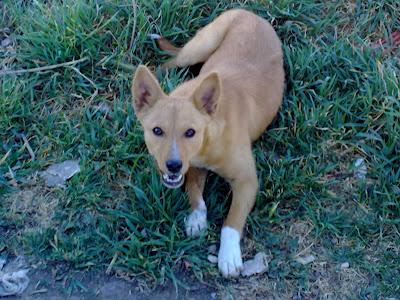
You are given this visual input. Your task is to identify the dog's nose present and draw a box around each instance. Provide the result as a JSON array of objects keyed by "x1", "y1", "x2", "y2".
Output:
[{"x1": 166, "y1": 159, "x2": 182, "y2": 173}]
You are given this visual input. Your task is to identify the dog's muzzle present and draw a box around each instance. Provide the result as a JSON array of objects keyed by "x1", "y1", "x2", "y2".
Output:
[{"x1": 162, "y1": 173, "x2": 184, "y2": 189}]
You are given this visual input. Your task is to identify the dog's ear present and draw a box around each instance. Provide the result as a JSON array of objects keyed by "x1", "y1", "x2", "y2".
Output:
[
  {"x1": 132, "y1": 65, "x2": 163, "y2": 118},
  {"x1": 193, "y1": 72, "x2": 221, "y2": 116}
]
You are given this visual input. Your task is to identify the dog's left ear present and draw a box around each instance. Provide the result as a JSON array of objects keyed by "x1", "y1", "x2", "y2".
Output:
[
  {"x1": 132, "y1": 65, "x2": 163, "y2": 118},
  {"x1": 193, "y1": 72, "x2": 221, "y2": 116}
]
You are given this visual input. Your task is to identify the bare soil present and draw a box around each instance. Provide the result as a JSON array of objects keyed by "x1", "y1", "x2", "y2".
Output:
[{"x1": 7, "y1": 266, "x2": 214, "y2": 300}]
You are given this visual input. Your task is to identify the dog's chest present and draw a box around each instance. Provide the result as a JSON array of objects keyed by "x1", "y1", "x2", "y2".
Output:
[{"x1": 190, "y1": 157, "x2": 216, "y2": 172}]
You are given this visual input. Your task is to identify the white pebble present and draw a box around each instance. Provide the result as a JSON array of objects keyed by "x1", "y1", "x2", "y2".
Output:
[
  {"x1": 294, "y1": 255, "x2": 316, "y2": 265},
  {"x1": 148, "y1": 33, "x2": 161, "y2": 40},
  {"x1": 340, "y1": 262, "x2": 350, "y2": 269},
  {"x1": 240, "y1": 252, "x2": 269, "y2": 277},
  {"x1": 207, "y1": 255, "x2": 218, "y2": 264},
  {"x1": 208, "y1": 244, "x2": 217, "y2": 254}
]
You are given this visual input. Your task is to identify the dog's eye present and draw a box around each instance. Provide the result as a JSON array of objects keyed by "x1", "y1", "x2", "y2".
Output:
[
  {"x1": 184, "y1": 128, "x2": 196, "y2": 138},
  {"x1": 152, "y1": 127, "x2": 164, "y2": 136}
]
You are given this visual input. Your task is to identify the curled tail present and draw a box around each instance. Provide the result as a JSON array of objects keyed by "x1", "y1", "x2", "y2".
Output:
[{"x1": 151, "y1": 10, "x2": 240, "y2": 68}]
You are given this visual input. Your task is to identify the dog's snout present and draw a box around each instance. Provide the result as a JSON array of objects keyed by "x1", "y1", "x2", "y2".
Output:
[{"x1": 166, "y1": 159, "x2": 182, "y2": 173}]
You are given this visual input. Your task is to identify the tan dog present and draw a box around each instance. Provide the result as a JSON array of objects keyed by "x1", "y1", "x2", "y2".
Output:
[{"x1": 132, "y1": 9, "x2": 284, "y2": 277}]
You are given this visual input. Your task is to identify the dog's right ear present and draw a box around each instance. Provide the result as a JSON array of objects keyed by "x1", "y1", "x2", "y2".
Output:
[{"x1": 132, "y1": 65, "x2": 163, "y2": 118}]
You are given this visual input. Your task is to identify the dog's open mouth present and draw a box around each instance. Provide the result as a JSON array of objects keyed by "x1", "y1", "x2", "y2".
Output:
[{"x1": 162, "y1": 173, "x2": 184, "y2": 189}]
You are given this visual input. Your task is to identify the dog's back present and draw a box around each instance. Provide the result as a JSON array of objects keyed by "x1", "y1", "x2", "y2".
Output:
[
  {"x1": 167, "y1": 9, "x2": 284, "y2": 141},
  {"x1": 204, "y1": 10, "x2": 284, "y2": 141},
  {"x1": 202, "y1": 10, "x2": 282, "y2": 76}
]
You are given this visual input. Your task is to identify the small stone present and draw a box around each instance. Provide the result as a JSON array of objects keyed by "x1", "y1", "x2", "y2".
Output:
[
  {"x1": 294, "y1": 255, "x2": 316, "y2": 265},
  {"x1": 207, "y1": 255, "x2": 218, "y2": 264},
  {"x1": 1, "y1": 38, "x2": 11, "y2": 47},
  {"x1": 40, "y1": 160, "x2": 80, "y2": 187},
  {"x1": 208, "y1": 244, "x2": 217, "y2": 254},
  {"x1": 354, "y1": 158, "x2": 367, "y2": 179},
  {"x1": 183, "y1": 260, "x2": 191, "y2": 269},
  {"x1": 0, "y1": 256, "x2": 30, "y2": 296},
  {"x1": 140, "y1": 229, "x2": 147, "y2": 238},
  {"x1": 210, "y1": 292, "x2": 217, "y2": 299},
  {"x1": 340, "y1": 262, "x2": 350, "y2": 269},
  {"x1": 93, "y1": 102, "x2": 111, "y2": 114},
  {"x1": 240, "y1": 252, "x2": 269, "y2": 277},
  {"x1": 0, "y1": 258, "x2": 6, "y2": 270},
  {"x1": 0, "y1": 28, "x2": 11, "y2": 34},
  {"x1": 148, "y1": 33, "x2": 161, "y2": 40}
]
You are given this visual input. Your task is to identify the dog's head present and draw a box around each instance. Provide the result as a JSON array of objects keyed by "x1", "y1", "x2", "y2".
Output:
[{"x1": 132, "y1": 65, "x2": 220, "y2": 189}]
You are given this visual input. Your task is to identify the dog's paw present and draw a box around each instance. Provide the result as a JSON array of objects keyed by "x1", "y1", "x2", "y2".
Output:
[
  {"x1": 218, "y1": 227, "x2": 243, "y2": 277},
  {"x1": 185, "y1": 208, "x2": 207, "y2": 237}
]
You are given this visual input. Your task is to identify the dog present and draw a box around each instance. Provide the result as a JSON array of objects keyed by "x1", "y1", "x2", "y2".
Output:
[{"x1": 131, "y1": 9, "x2": 284, "y2": 277}]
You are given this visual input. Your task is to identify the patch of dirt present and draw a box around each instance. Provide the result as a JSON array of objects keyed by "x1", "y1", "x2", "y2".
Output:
[
  {"x1": 4, "y1": 186, "x2": 58, "y2": 232},
  {"x1": 5, "y1": 265, "x2": 214, "y2": 300}
]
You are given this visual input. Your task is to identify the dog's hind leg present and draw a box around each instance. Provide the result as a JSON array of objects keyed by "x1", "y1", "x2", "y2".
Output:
[
  {"x1": 154, "y1": 10, "x2": 241, "y2": 68},
  {"x1": 185, "y1": 167, "x2": 208, "y2": 237}
]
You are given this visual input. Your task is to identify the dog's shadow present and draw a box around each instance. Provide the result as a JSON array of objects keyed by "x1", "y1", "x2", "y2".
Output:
[{"x1": 202, "y1": 172, "x2": 232, "y2": 229}]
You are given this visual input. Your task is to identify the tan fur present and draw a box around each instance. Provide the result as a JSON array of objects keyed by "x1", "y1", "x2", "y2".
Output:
[{"x1": 132, "y1": 8, "x2": 284, "y2": 272}]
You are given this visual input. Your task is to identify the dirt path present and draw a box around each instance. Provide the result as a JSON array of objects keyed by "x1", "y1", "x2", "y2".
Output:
[{"x1": 7, "y1": 267, "x2": 214, "y2": 300}]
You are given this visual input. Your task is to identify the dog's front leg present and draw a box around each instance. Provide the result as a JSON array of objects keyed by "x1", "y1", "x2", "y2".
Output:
[
  {"x1": 185, "y1": 167, "x2": 208, "y2": 237},
  {"x1": 218, "y1": 157, "x2": 258, "y2": 277}
]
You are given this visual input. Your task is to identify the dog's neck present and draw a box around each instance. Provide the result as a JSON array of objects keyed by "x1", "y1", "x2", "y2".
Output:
[{"x1": 190, "y1": 117, "x2": 226, "y2": 170}]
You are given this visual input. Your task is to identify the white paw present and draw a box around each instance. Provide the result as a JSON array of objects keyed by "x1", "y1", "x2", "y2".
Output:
[
  {"x1": 185, "y1": 208, "x2": 207, "y2": 237},
  {"x1": 218, "y1": 227, "x2": 243, "y2": 277}
]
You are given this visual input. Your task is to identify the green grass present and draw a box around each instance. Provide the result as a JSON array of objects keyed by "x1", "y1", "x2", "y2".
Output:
[{"x1": 1, "y1": 0, "x2": 399, "y2": 298}]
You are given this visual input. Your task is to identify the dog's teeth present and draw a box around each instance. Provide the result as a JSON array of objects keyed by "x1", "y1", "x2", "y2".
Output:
[
  {"x1": 162, "y1": 173, "x2": 183, "y2": 186},
  {"x1": 172, "y1": 175, "x2": 182, "y2": 182}
]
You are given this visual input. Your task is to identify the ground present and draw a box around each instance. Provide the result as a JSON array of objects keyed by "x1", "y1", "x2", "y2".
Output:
[
  {"x1": 6, "y1": 265, "x2": 213, "y2": 300},
  {"x1": 1, "y1": 0, "x2": 399, "y2": 299}
]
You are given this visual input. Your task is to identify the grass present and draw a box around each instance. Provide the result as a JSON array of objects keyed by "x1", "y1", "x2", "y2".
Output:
[{"x1": 0, "y1": 0, "x2": 399, "y2": 298}]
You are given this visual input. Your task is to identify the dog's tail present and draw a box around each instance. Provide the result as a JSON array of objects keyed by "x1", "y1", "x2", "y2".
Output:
[
  {"x1": 149, "y1": 34, "x2": 181, "y2": 56},
  {"x1": 151, "y1": 10, "x2": 241, "y2": 68}
]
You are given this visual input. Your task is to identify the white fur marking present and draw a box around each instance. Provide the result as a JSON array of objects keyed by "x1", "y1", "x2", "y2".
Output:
[
  {"x1": 170, "y1": 138, "x2": 180, "y2": 161},
  {"x1": 218, "y1": 226, "x2": 243, "y2": 277},
  {"x1": 185, "y1": 199, "x2": 207, "y2": 237}
]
